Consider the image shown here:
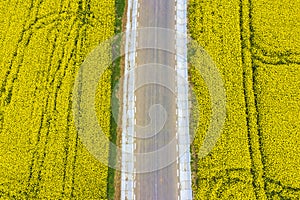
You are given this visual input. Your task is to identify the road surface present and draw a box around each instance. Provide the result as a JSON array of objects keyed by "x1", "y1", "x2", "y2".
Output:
[{"x1": 134, "y1": 0, "x2": 179, "y2": 199}]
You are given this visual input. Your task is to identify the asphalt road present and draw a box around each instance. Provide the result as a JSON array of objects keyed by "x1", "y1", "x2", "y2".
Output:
[{"x1": 134, "y1": 0, "x2": 179, "y2": 199}]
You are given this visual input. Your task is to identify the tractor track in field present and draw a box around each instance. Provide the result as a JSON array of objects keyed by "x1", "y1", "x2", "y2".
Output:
[
  {"x1": 26, "y1": 10, "x2": 93, "y2": 200},
  {"x1": 188, "y1": 0, "x2": 300, "y2": 199},
  {"x1": 1, "y1": 0, "x2": 115, "y2": 198},
  {"x1": 241, "y1": 0, "x2": 300, "y2": 198},
  {"x1": 239, "y1": 0, "x2": 267, "y2": 198},
  {"x1": 0, "y1": 0, "x2": 103, "y2": 198},
  {"x1": 26, "y1": 17, "x2": 79, "y2": 198}
]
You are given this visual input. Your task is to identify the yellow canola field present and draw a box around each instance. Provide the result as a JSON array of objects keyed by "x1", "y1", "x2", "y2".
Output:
[
  {"x1": 188, "y1": 0, "x2": 300, "y2": 199},
  {"x1": 0, "y1": 0, "x2": 114, "y2": 199}
]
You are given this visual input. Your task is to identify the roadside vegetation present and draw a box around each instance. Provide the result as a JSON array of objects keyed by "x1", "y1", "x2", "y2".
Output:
[{"x1": 106, "y1": 0, "x2": 126, "y2": 199}]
